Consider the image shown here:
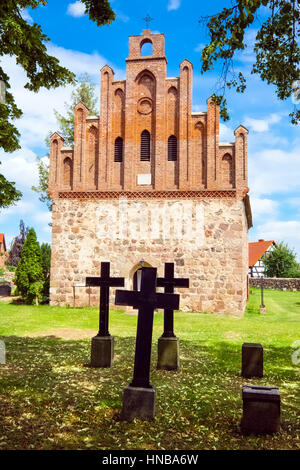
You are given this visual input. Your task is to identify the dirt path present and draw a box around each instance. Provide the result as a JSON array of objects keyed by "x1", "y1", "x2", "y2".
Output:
[{"x1": 27, "y1": 328, "x2": 97, "y2": 340}]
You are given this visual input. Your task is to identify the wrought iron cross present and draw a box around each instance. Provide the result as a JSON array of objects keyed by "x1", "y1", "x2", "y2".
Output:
[
  {"x1": 157, "y1": 263, "x2": 189, "y2": 338},
  {"x1": 86, "y1": 262, "x2": 124, "y2": 337},
  {"x1": 115, "y1": 267, "x2": 179, "y2": 388},
  {"x1": 143, "y1": 13, "x2": 154, "y2": 28}
]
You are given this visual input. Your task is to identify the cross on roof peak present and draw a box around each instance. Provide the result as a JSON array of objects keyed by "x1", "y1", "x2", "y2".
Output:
[{"x1": 142, "y1": 13, "x2": 154, "y2": 29}]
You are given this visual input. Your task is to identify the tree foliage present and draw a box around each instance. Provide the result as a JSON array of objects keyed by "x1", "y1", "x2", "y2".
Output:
[
  {"x1": 0, "y1": 0, "x2": 115, "y2": 208},
  {"x1": 262, "y1": 241, "x2": 300, "y2": 277},
  {"x1": 53, "y1": 73, "x2": 98, "y2": 146},
  {"x1": 0, "y1": 173, "x2": 22, "y2": 208},
  {"x1": 40, "y1": 242, "x2": 51, "y2": 301},
  {"x1": 32, "y1": 74, "x2": 98, "y2": 210},
  {"x1": 31, "y1": 156, "x2": 52, "y2": 211},
  {"x1": 200, "y1": 0, "x2": 300, "y2": 124},
  {"x1": 15, "y1": 227, "x2": 43, "y2": 304},
  {"x1": 8, "y1": 219, "x2": 29, "y2": 267}
]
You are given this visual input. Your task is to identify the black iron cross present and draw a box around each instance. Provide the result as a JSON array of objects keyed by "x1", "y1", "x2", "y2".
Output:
[
  {"x1": 157, "y1": 263, "x2": 189, "y2": 338},
  {"x1": 115, "y1": 267, "x2": 179, "y2": 388},
  {"x1": 86, "y1": 262, "x2": 124, "y2": 337},
  {"x1": 143, "y1": 13, "x2": 154, "y2": 28}
]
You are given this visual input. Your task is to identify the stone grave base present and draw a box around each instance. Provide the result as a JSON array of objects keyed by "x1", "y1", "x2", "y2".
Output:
[
  {"x1": 90, "y1": 335, "x2": 114, "y2": 368},
  {"x1": 120, "y1": 385, "x2": 156, "y2": 421},
  {"x1": 157, "y1": 336, "x2": 180, "y2": 370},
  {"x1": 241, "y1": 385, "x2": 281, "y2": 435}
]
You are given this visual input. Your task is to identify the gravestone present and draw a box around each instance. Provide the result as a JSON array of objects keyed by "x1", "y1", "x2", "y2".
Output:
[
  {"x1": 86, "y1": 262, "x2": 124, "y2": 367},
  {"x1": 0, "y1": 284, "x2": 11, "y2": 296},
  {"x1": 0, "y1": 340, "x2": 5, "y2": 364},
  {"x1": 156, "y1": 263, "x2": 189, "y2": 370},
  {"x1": 242, "y1": 343, "x2": 263, "y2": 378},
  {"x1": 115, "y1": 267, "x2": 180, "y2": 421},
  {"x1": 241, "y1": 385, "x2": 281, "y2": 434}
]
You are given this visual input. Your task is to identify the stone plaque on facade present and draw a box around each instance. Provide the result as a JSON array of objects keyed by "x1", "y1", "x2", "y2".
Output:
[{"x1": 137, "y1": 174, "x2": 151, "y2": 185}]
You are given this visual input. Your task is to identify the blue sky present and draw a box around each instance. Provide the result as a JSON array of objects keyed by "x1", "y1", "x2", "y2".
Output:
[{"x1": 0, "y1": 0, "x2": 299, "y2": 260}]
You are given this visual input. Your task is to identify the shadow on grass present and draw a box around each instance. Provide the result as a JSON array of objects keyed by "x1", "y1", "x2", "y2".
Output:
[{"x1": 0, "y1": 335, "x2": 299, "y2": 450}]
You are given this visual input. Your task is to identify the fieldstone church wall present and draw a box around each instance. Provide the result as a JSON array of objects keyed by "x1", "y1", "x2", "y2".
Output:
[{"x1": 50, "y1": 197, "x2": 249, "y2": 315}]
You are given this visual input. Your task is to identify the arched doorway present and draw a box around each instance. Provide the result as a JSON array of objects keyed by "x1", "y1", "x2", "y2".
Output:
[{"x1": 130, "y1": 260, "x2": 153, "y2": 291}]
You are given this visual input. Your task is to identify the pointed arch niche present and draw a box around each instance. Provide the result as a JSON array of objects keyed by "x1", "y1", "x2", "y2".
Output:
[
  {"x1": 87, "y1": 125, "x2": 98, "y2": 188},
  {"x1": 63, "y1": 157, "x2": 73, "y2": 189},
  {"x1": 194, "y1": 121, "x2": 206, "y2": 188},
  {"x1": 221, "y1": 153, "x2": 235, "y2": 188}
]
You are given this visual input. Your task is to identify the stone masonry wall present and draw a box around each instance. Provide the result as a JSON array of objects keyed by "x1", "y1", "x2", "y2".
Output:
[
  {"x1": 50, "y1": 197, "x2": 249, "y2": 315},
  {"x1": 249, "y1": 277, "x2": 300, "y2": 291}
]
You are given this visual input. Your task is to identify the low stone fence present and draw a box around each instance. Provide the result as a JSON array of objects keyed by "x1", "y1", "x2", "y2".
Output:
[{"x1": 249, "y1": 277, "x2": 300, "y2": 291}]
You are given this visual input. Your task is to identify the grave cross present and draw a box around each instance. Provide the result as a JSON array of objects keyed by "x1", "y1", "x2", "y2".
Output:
[
  {"x1": 86, "y1": 262, "x2": 124, "y2": 337},
  {"x1": 115, "y1": 267, "x2": 179, "y2": 388},
  {"x1": 157, "y1": 263, "x2": 189, "y2": 338}
]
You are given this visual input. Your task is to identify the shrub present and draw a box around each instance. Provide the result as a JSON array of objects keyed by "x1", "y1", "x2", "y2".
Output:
[
  {"x1": 262, "y1": 242, "x2": 299, "y2": 278},
  {"x1": 15, "y1": 228, "x2": 43, "y2": 305}
]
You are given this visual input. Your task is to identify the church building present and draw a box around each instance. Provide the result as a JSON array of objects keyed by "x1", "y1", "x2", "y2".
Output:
[{"x1": 48, "y1": 29, "x2": 252, "y2": 315}]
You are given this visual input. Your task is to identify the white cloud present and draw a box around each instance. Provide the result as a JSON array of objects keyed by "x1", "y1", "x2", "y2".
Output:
[
  {"x1": 250, "y1": 197, "x2": 279, "y2": 219},
  {"x1": 33, "y1": 211, "x2": 52, "y2": 225},
  {"x1": 20, "y1": 8, "x2": 33, "y2": 23},
  {"x1": 194, "y1": 43, "x2": 206, "y2": 53},
  {"x1": 67, "y1": 1, "x2": 85, "y2": 18},
  {"x1": 115, "y1": 10, "x2": 130, "y2": 23},
  {"x1": 244, "y1": 113, "x2": 282, "y2": 133},
  {"x1": 249, "y1": 147, "x2": 300, "y2": 196},
  {"x1": 219, "y1": 123, "x2": 234, "y2": 142},
  {"x1": 1, "y1": 199, "x2": 36, "y2": 220},
  {"x1": 0, "y1": 149, "x2": 39, "y2": 190},
  {"x1": 168, "y1": 0, "x2": 181, "y2": 11},
  {"x1": 255, "y1": 220, "x2": 300, "y2": 260}
]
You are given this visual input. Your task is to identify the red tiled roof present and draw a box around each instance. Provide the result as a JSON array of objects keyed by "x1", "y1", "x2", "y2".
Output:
[
  {"x1": 0, "y1": 233, "x2": 6, "y2": 252},
  {"x1": 249, "y1": 239, "x2": 276, "y2": 267}
]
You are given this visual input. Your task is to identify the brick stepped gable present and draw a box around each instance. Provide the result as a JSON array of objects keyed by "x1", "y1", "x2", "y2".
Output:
[{"x1": 48, "y1": 29, "x2": 251, "y2": 315}]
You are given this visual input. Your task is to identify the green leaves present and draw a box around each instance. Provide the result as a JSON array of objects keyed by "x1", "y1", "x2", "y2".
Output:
[
  {"x1": 0, "y1": 173, "x2": 22, "y2": 208},
  {"x1": 199, "y1": 0, "x2": 300, "y2": 124},
  {"x1": 31, "y1": 156, "x2": 52, "y2": 211},
  {"x1": 262, "y1": 241, "x2": 299, "y2": 278}
]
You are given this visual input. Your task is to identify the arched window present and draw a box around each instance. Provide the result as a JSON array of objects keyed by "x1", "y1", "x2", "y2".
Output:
[
  {"x1": 140, "y1": 130, "x2": 150, "y2": 161},
  {"x1": 114, "y1": 137, "x2": 123, "y2": 162},
  {"x1": 168, "y1": 135, "x2": 177, "y2": 161}
]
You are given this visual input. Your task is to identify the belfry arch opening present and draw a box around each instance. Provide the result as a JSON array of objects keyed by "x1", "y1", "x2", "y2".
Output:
[{"x1": 140, "y1": 39, "x2": 153, "y2": 56}]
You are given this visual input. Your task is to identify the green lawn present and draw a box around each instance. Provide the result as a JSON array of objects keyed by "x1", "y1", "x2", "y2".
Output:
[{"x1": 0, "y1": 288, "x2": 299, "y2": 450}]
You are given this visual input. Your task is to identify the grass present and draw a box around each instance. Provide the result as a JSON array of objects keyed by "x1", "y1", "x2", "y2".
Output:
[{"x1": 0, "y1": 288, "x2": 299, "y2": 450}]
